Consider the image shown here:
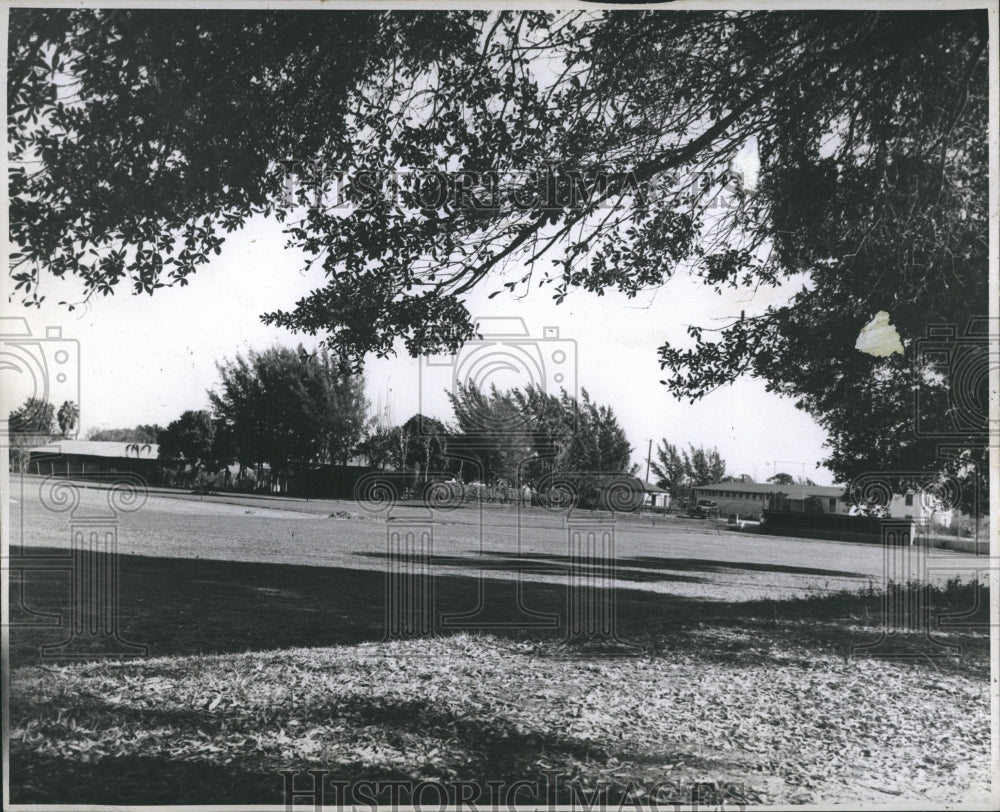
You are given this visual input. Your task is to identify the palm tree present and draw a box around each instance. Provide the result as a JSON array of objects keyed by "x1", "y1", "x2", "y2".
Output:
[{"x1": 56, "y1": 400, "x2": 79, "y2": 438}]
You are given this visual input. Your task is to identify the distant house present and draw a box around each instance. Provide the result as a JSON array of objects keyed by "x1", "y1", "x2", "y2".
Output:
[
  {"x1": 868, "y1": 489, "x2": 957, "y2": 528},
  {"x1": 639, "y1": 480, "x2": 671, "y2": 510},
  {"x1": 592, "y1": 477, "x2": 670, "y2": 512},
  {"x1": 26, "y1": 440, "x2": 161, "y2": 479},
  {"x1": 692, "y1": 481, "x2": 850, "y2": 519}
]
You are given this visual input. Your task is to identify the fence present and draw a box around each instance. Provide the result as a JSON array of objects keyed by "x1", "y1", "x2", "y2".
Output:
[{"x1": 761, "y1": 510, "x2": 898, "y2": 544}]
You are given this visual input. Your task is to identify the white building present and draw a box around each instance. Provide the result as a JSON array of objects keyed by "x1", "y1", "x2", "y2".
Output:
[
  {"x1": 640, "y1": 480, "x2": 671, "y2": 509},
  {"x1": 887, "y1": 489, "x2": 956, "y2": 528}
]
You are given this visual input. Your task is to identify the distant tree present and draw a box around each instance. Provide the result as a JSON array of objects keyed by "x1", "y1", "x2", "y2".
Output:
[
  {"x1": 87, "y1": 424, "x2": 163, "y2": 443},
  {"x1": 125, "y1": 442, "x2": 153, "y2": 459},
  {"x1": 446, "y1": 383, "x2": 534, "y2": 483},
  {"x1": 722, "y1": 473, "x2": 755, "y2": 483},
  {"x1": 556, "y1": 390, "x2": 636, "y2": 506},
  {"x1": 559, "y1": 389, "x2": 634, "y2": 475},
  {"x1": 650, "y1": 440, "x2": 686, "y2": 494},
  {"x1": 8, "y1": 396, "x2": 55, "y2": 436},
  {"x1": 445, "y1": 383, "x2": 633, "y2": 485},
  {"x1": 683, "y1": 445, "x2": 727, "y2": 486},
  {"x1": 357, "y1": 403, "x2": 407, "y2": 471},
  {"x1": 137, "y1": 425, "x2": 162, "y2": 443},
  {"x1": 767, "y1": 472, "x2": 818, "y2": 487},
  {"x1": 399, "y1": 414, "x2": 450, "y2": 482},
  {"x1": 767, "y1": 472, "x2": 795, "y2": 486},
  {"x1": 364, "y1": 425, "x2": 408, "y2": 472},
  {"x1": 157, "y1": 410, "x2": 216, "y2": 483},
  {"x1": 208, "y1": 344, "x2": 369, "y2": 490},
  {"x1": 324, "y1": 358, "x2": 369, "y2": 465},
  {"x1": 7, "y1": 396, "x2": 56, "y2": 472},
  {"x1": 56, "y1": 400, "x2": 79, "y2": 437}
]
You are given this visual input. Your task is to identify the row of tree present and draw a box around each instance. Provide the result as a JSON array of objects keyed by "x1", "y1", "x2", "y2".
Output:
[
  {"x1": 361, "y1": 383, "x2": 635, "y2": 487},
  {"x1": 8, "y1": 360, "x2": 807, "y2": 499},
  {"x1": 148, "y1": 345, "x2": 367, "y2": 490},
  {"x1": 88, "y1": 425, "x2": 161, "y2": 443},
  {"x1": 6, "y1": 354, "x2": 636, "y2": 494},
  {"x1": 118, "y1": 345, "x2": 636, "y2": 493},
  {"x1": 8, "y1": 397, "x2": 79, "y2": 438},
  {"x1": 650, "y1": 441, "x2": 727, "y2": 495},
  {"x1": 648, "y1": 440, "x2": 818, "y2": 495}
]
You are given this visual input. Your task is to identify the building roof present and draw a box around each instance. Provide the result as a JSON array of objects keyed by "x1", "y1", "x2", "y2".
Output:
[
  {"x1": 638, "y1": 479, "x2": 670, "y2": 494},
  {"x1": 29, "y1": 440, "x2": 160, "y2": 460},
  {"x1": 601, "y1": 477, "x2": 669, "y2": 494},
  {"x1": 694, "y1": 481, "x2": 845, "y2": 498}
]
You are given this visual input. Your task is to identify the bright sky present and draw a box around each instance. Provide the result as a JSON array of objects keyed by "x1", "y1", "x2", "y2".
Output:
[{"x1": 2, "y1": 214, "x2": 836, "y2": 485}]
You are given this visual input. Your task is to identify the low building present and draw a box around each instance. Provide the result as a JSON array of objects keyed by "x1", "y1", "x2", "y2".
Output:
[
  {"x1": 692, "y1": 481, "x2": 850, "y2": 520},
  {"x1": 640, "y1": 480, "x2": 671, "y2": 510},
  {"x1": 26, "y1": 440, "x2": 161, "y2": 479},
  {"x1": 886, "y1": 490, "x2": 956, "y2": 528},
  {"x1": 587, "y1": 476, "x2": 671, "y2": 512}
]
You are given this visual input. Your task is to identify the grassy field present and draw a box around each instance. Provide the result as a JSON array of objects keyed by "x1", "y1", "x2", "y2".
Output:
[{"x1": 6, "y1": 478, "x2": 994, "y2": 806}]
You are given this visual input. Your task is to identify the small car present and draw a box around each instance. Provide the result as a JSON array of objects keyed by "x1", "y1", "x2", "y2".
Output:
[{"x1": 687, "y1": 499, "x2": 718, "y2": 518}]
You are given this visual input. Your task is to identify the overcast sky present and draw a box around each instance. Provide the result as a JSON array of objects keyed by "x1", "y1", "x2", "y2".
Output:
[{"x1": 3, "y1": 213, "x2": 836, "y2": 485}]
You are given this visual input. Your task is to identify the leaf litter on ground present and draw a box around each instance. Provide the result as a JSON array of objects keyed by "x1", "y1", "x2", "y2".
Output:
[{"x1": 9, "y1": 628, "x2": 991, "y2": 806}]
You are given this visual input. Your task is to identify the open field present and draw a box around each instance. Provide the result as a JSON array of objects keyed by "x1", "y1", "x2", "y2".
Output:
[
  {"x1": 8, "y1": 475, "x2": 986, "y2": 602},
  {"x1": 6, "y1": 478, "x2": 994, "y2": 806}
]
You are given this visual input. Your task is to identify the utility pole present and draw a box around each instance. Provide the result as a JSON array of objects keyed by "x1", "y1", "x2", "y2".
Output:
[{"x1": 645, "y1": 438, "x2": 653, "y2": 483}]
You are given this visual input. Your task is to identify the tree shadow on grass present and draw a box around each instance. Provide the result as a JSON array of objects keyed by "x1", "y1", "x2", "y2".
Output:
[
  {"x1": 9, "y1": 547, "x2": 988, "y2": 804},
  {"x1": 8, "y1": 752, "x2": 285, "y2": 805},
  {"x1": 8, "y1": 546, "x2": 987, "y2": 674},
  {"x1": 478, "y1": 551, "x2": 867, "y2": 579},
  {"x1": 357, "y1": 550, "x2": 711, "y2": 584},
  {"x1": 9, "y1": 685, "x2": 750, "y2": 805}
]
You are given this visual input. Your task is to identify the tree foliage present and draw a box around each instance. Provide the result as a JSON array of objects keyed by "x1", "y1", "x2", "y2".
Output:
[
  {"x1": 87, "y1": 424, "x2": 162, "y2": 443},
  {"x1": 767, "y1": 472, "x2": 817, "y2": 487},
  {"x1": 399, "y1": 414, "x2": 450, "y2": 480},
  {"x1": 156, "y1": 410, "x2": 215, "y2": 475},
  {"x1": 55, "y1": 400, "x2": 78, "y2": 437},
  {"x1": 7, "y1": 8, "x2": 398, "y2": 305},
  {"x1": 650, "y1": 441, "x2": 685, "y2": 492},
  {"x1": 356, "y1": 406, "x2": 407, "y2": 472},
  {"x1": 7, "y1": 396, "x2": 55, "y2": 436},
  {"x1": 9, "y1": 9, "x2": 989, "y2": 508},
  {"x1": 6, "y1": 396, "x2": 56, "y2": 472},
  {"x1": 651, "y1": 440, "x2": 727, "y2": 490},
  {"x1": 208, "y1": 345, "x2": 368, "y2": 486},
  {"x1": 682, "y1": 445, "x2": 728, "y2": 487},
  {"x1": 446, "y1": 384, "x2": 633, "y2": 484}
]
